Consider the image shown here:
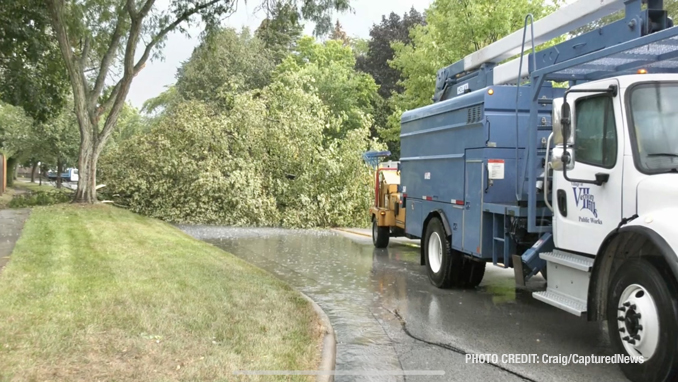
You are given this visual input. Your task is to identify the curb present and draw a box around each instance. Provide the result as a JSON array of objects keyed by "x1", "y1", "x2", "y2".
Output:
[
  {"x1": 331, "y1": 228, "x2": 371, "y2": 239},
  {"x1": 331, "y1": 228, "x2": 421, "y2": 249},
  {"x1": 300, "y1": 292, "x2": 336, "y2": 382}
]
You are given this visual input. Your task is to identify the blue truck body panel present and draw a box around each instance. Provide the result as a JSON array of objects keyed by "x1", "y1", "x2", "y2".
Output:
[
  {"x1": 399, "y1": 0, "x2": 678, "y2": 267},
  {"x1": 401, "y1": 84, "x2": 565, "y2": 261}
]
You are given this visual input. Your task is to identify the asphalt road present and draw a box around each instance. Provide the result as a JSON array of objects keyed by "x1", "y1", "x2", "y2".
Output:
[{"x1": 179, "y1": 226, "x2": 630, "y2": 382}]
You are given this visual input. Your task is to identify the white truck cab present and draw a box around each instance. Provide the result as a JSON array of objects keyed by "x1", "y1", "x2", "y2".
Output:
[
  {"x1": 551, "y1": 75, "x2": 678, "y2": 253},
  {"x1": 545, "y1": 74, "x2": 678, "y2": 380}
]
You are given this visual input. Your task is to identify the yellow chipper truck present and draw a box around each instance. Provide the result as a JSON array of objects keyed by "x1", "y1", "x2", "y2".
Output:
[{"x1": 369, "y1": 160, "x2": 406, "y2": 248}]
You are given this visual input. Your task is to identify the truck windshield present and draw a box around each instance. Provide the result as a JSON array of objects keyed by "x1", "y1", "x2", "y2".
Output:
[{"x1": 629, "y1": 83, "x2": 678, "y2": 173}]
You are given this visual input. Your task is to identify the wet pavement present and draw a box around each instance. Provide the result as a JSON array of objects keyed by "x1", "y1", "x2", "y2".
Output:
[
  {"x1": 0, "y1": 209, "x2": 30, "y2": 272},
  {"x1": 179, "y1": 226, "x2": 630, "y2": 382}
]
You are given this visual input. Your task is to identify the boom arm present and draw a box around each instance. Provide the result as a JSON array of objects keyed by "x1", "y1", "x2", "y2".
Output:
[
  {"x1": 464, "y1": 0, "x2": 627, "y2": 73},
  {"x1": 434, "y1": 0, "x2": 672, "y2": 101}
]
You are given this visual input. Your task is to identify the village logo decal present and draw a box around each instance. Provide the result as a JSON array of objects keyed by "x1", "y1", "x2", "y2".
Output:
[{"x1": 572, "y1": 183, "x2": 603, "y2": 225}]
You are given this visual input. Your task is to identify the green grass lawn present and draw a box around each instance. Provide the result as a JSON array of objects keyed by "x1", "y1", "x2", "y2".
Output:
[
  {"x1": 12, "y1": 180, "x2": 55, "y2": 193},
  {"x1": 0, "y1": 205, "x2": 321, "y2": 381}
]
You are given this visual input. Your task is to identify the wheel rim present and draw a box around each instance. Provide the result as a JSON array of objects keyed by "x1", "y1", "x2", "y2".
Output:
[
  {"x1": 617, "y1": 284, "x2": 660, "y2": 361},
  {"x1": 428, "y1": 232, "x2": 443, "y2": 273}
]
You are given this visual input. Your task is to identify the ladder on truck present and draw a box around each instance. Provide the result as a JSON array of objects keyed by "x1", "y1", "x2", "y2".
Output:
[{"x1": 435, "y1": 0, "x2": 678, "y2": 235}]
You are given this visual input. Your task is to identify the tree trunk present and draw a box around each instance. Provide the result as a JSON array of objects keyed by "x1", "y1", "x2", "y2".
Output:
[
  {"x1": 6, "y1": 157, "x2": 16, "y2": 187},
  {"x1": 73, "y1": 139, "x2": 100, "y2": 204},
  {"x1": 30, "y1": 162, "x2": 37, "y2": 183},
  {"x1": 39, "y1": 165, "x2": 47, "y2": 186},
  {"x1": 56, "y1": 159, "x2": 63, "y2": 189},
  {"x1": 48, "y1": 0, "x2": 224, "y2": 205}
]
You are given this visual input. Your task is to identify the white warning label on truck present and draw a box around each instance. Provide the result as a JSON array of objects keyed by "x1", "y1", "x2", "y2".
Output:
[{"x1": 488, "y1": 159, "x2": 505, "y2": 180}]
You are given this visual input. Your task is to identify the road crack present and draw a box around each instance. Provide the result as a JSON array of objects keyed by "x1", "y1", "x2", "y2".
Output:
[
  {"x1": 388, "y1": 308, "x2": 538, "y2": 382},
  {"x1": 368, "y1": 307, "x2": 408, "y2": 382}
]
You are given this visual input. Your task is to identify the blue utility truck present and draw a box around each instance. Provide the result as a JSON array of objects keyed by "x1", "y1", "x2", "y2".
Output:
[{"x1": 373, "y1": 0, "x2": 678, "y2": 380}]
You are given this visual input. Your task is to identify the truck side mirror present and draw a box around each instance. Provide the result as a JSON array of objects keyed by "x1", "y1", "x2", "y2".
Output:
[
  {"x1": 561, "y1": 102, "x2": 572, "y2": 144},
  {"x1": 550, "y1": 100, "x2": 574, "y2": 172}
]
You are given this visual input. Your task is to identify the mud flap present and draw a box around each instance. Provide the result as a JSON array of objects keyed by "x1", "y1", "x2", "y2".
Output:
[
  {"x1": 513, "y1": 255, "x2": 527, "y2": 287},
  {"x1": 513, "y1": 233, "x2": 553, "y2": 286}
]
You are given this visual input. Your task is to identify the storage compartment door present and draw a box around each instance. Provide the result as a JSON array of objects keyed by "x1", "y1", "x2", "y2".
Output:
[{"x1": 463, "y1": 160, "x2": 484, "y2": 255}]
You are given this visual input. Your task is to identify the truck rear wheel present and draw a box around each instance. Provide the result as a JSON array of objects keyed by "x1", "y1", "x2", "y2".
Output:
[
  {"x1": 424, "y1": 218, "x2": 462, "y2": 288},
  {"x1": 607, "y1": 259, "x2": 678, "y2": 382},
  {"x1": 372, "y1": 219, "x2": 389, "y2": 248}
]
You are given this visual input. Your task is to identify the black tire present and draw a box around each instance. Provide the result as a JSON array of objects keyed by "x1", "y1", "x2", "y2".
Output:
[
  {"x1": 424, "y1": 218, "x2": 462, "y2": 288},
  {"x1": 458, "y1": 260, "x2": 486, "y2": 288},
  {"x1": 607, "y1": 259, "x2": 678, "y2": 382},
  {"x1": 372, "y1": 219, "x2": 389, "y2": 248}
]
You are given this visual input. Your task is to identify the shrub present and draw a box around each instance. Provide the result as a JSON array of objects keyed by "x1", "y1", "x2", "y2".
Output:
[{"x1": 9, "y1": 190, "x2": 73, "y2": 208}]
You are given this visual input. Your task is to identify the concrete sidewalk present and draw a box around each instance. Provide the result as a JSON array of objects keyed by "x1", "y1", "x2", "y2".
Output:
[{"x1": 0, "y1": 209, "x2": 30, "y2": 272}]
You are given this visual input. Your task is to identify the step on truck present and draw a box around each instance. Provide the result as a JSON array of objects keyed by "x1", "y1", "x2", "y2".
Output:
[{"x1": 373, "y1": 0, "x2": 678, "y2": 380}]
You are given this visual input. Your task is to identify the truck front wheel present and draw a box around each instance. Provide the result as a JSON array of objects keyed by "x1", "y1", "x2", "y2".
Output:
[
  {"x1": 607, "y1": 259, "x2": 678, "y2": 382},
  {"x1": 372, "y1": 219, "x2": 389, "y2": 248},
  {"x1": 424, "y1": 218, "x2": 462, "y2": 288}
]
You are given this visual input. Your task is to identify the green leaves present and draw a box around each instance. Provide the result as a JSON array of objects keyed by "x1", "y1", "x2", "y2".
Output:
[
  {"x1": 176, "y1": 27, "x2": 275, "y2": 110},
  {"x1": 0, "y1": 103, "x2": 34, "y2": 156},
  {"x1": 99, "y1": 14, "x2": 386, "y2": 226},
  {"x1": 275, "y1": 36, "x2": 380, "y2": 139},
  {"x1": 0, "y1": 0, "x2": 69, "y2": 122},
  {"x1": 8, "y1": 189, "x2": 73, "y2": 208},
  {"x1": 100, "y1": 74, "x2": 382, "y2": 228},
  {"x1": 255, "y1": 2, "x2": 303, "y2": 63},
  {"x1": 356, "y1": 9, "x2": 425, "y2": 99},
  {"x1": 0, "y1": 99, "x2": 79, "y2": 172}
]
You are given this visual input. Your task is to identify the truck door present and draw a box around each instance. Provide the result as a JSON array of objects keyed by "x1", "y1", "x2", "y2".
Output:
[{"x1": 552, "y1": 79, "x2": 623, "y2": 255}]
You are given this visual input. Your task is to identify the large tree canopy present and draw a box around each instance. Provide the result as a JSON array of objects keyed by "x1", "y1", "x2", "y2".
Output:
[
  {"x1": 329, "y1": 20, "x2": 350, "y2": 45},
  {"x1": 356, "y1": 8, "x2": 425, "y2": 99},
  {"x1": 255, "y1": 2, "x2": 304, "y2": 63},
  {"x1": 1, "y1": 99, "x2": 80, "y2": 188},
  {"x1": 99, "y1": 20, "x2": 382, "y2": 228},
  {"x1": 351, "y1": 8, "x2": 425, "y2": 158},
  {"x1": 275, "y1": 36, "x2": 380, "y2": 138},
  {"x1": 176, "y1": 27, "x2": 275, "y2": 110},
  {"x1": 0, "y1": 103, "x2": 35, "y2": 157},
  {"x1": 2, "y1": 0, "x2": 353, "y2": 204},
  {"x1": 0, "y1": 1, "x2": 69, "y2": 122},
  {"x1": 100, "y1": 70, "x2": 380, "y2": 228}
]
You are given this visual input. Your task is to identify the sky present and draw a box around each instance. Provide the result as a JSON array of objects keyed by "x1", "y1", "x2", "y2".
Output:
[{"x1": 127, "y1": 0, "x2": 433, "y2": 109}]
